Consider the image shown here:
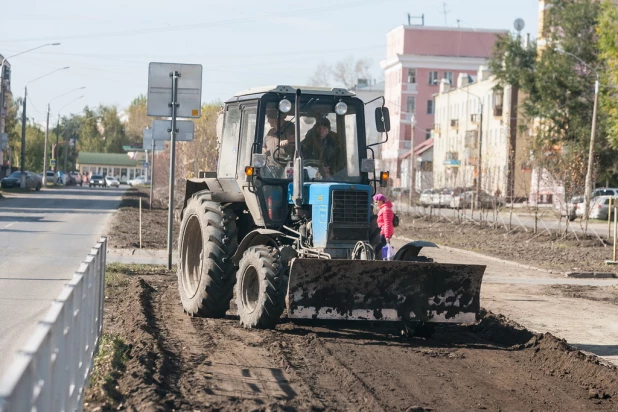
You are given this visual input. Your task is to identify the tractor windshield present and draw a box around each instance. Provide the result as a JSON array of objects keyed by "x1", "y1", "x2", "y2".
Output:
[{"x1": 260, "y1": 100, "x2": 361, "y2": 183}]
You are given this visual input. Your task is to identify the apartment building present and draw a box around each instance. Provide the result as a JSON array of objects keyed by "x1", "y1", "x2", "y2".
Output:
[
  {"x1": 379, "y1": 25, "x2": 503, "y2": 185},
  {"x1": 433, "y1": 67, "x2": 531, "y2": 199}
]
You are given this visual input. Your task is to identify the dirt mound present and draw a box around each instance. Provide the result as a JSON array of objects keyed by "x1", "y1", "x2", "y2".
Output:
[{"x1": 85, "y1": 268, "x2": 618, "y2": 411}]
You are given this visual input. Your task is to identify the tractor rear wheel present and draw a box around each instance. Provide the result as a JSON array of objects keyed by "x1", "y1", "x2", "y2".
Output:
[
  {"x1": 177, "y1": 196, "x2": 238, "y2": 317},
  {"x1": 235, "y1": 246, "x2": 286, "y2": 329}
]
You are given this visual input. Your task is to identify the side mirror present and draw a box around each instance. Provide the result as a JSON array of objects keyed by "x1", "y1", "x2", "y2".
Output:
[{"x1": 375, "y1": 107, "x2": 390, "y2": 133}]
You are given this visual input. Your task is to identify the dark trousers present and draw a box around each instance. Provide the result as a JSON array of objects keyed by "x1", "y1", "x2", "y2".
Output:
[{"x1": 375, "y1": 234, "x2": 387, "y2": 259}]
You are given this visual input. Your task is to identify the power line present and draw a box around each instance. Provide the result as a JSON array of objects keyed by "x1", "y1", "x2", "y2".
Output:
[{"x1": 0, "y1": 0, "x2": 392, "y2": 43}]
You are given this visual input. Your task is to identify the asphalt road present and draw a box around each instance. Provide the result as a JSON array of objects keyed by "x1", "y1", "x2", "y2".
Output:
[{"x1": 0, "y1": 185, "x2": 124, "y2": 374}]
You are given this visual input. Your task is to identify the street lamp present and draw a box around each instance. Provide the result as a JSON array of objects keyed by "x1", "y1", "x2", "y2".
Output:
[
  {"x1": 20, "y1": 66, "x2": 70, "y2": 188},
  {"x1": 43, "y1": 87, "x2": 86, "y2": 184},
  {"x1": 554, "y1": 48, "x2": 599, "y2": 231},
  {"x1": 0, "y1": 43, "x2": 60, "y2": 165},
  {"x1": 52, "y1": 95, "x2": 85, "y2": 178}
]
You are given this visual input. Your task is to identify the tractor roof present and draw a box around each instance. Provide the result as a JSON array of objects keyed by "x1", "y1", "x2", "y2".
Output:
[{"x1": 228, "y1": 85, "x2": 355, "y2": 101}]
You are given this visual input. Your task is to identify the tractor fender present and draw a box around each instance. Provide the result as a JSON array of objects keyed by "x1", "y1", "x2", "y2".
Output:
[
  {"x1": 393, "y1": 240, "x2": 438, "y2": 261},
  {"x1": 232, "y1": 229, "x2": 284, "y2": 264}
]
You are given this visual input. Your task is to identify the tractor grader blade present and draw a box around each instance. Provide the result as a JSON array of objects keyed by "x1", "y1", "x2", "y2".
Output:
[{"x1": 286, "y1": 259, "x2": 486, "y2": 323}]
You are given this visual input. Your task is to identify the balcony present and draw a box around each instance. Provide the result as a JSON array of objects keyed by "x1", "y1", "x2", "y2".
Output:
[
  {"x1": 402, "y1": 82, "x2": 418, "y2": 93},
  {"x1": 450, "y1": 119, "x2": 459, "y2": 128}
]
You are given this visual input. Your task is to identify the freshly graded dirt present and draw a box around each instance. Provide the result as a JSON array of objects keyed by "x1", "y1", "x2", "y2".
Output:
[
  {"x1": 85, "y1": 268, "x2": 618, "y2": 411},
  {"x1": 107, "y1": 189, "x2": 179, "y2": 250},
  {"x1": 396, "y1": 216, "x2": 616, "y2": 274}
]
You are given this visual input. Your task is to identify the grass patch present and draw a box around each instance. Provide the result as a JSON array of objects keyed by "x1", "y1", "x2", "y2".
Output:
[
  {"x1": 106, "y1": 262, "x2": 174, "y2": 276},
  {"x1": 87, "y1": 334, "x2": 131, "y2": 409}
]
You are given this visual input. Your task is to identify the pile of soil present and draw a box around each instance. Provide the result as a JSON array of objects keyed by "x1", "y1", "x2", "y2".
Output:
[
  {"x1": 85, "y1": 268, "x2": 618, "y2": 411},
  {"x1": 107, "y1": 189, "x2": 179, "y2": 249},
  {"x1": 397, "y1": 217, "x2": 615, "y2": 274}
]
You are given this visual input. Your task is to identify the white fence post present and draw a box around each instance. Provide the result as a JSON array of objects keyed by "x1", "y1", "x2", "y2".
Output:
[{"x1": 0, "y1": 237, "x2": 107, "y2": 412}]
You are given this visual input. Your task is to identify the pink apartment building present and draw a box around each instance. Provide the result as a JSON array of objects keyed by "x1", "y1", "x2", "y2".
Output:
[{"x1": 379, "y1": 25, "x2": 504, "y2": 186}]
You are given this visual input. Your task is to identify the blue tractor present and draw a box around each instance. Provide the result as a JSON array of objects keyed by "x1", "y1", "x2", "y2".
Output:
[{"x1": 177, "y1": 85, "x2": 485, "y2": 328}]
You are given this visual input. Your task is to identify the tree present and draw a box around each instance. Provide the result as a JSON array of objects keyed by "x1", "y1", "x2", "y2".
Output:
[
  {"x1": 98, "y1": 105, "x2": 129, "y2": 153},
  {"x1": 124, "y1": 94, "x2": 149, "y2": 140},
  {"x1": 488, "y1": 0, "x2": 612, "y2": 204},
  {"x1": 308, "y1": 56, "x2": 374, "y2": 89},
  {"x1": 598, "y1": 0, "x2": 618, "y2": 149}
]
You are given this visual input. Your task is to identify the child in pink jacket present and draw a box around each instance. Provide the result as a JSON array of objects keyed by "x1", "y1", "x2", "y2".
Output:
[{"x1": 374, "y1": 193, "x2": 394, "y2": 257}]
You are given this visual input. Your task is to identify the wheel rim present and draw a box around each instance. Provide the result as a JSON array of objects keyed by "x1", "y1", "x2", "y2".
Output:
[
  {"x1": 182, "y1": 215, "x2": 203, "y2": 298},
  {"x1": 241, "y1": 266, "x2": 260, "y2": 314}
]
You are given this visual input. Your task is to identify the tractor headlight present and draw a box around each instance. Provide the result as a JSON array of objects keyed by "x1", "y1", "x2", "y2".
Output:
[
  {"x1": 252, "y1": 153, "x2": 267, "y2": 168},
  {"x1": 360, "y1": 158, "x2": 375, "y2": 173},
  {"x1": 278, "y1": 99, "x2": 292, "y2": 113},
  {"x1": 335, "y1": 101, "x2": 348, "y2": 115}
]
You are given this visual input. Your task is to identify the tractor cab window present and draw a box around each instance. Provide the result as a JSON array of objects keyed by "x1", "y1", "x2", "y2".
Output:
[{"x1": 259, "y1": 99, "x2": 361, "y2": 183}]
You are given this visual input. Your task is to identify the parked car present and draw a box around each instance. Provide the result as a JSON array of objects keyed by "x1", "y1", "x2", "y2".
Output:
[
  {"x1": 128, "y1": 175, "x2": 149, "y2": 186},
  {"x1": 68, "y1": 172, "x2": 83, "y2": 186},
  {"x1": 1, "y1": 171, "x2": 42, "y2": 190},
  {"x1": 105, "y1": 176, "x2": 120, "y2": 188},
  {"x1": 390, "y1": 187, "x2": 410, "y2": 200},
  {"x1": 557, "y1": 195, "x2": 583, "y2": 221},
  {"x1": 451, "y1": 190, "x2": 502, "y2": 209},
  {"x1": 420, "y1": 189, "x2": 434, "y2": 207},
  {"x1": 593, "y1": 188, "x2": 618, "y2": 198},
  {"x1": 431, "y1": 188, "x2": 452, "y2": 208},
  {"x1": 89, "y1": 174, "x2": 105, "y2": 187},
  {"x1": 589, "y1": 196, "x2": 617, "y2": 220}
]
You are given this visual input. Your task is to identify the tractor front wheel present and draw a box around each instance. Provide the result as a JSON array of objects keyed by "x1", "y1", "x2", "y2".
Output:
[
  {"x1": 235, "y1": 246, "x2": 286, "y2": 329},
  {"x1": 177, "y1": 197, "x2": 238, "y2": 317}
]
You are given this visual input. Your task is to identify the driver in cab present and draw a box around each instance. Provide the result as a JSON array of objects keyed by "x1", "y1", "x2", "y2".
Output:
[
  {"x1": 301, "y1": 117, "x2": 343, "y2": 179},
  {"x1": 263, "y1": 108, "x2": 295, "y2": 164}
]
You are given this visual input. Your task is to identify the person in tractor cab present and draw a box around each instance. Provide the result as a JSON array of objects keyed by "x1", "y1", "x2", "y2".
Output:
[
  {"x1": 374, "y1": 193, "x2": 394, "y2": 256},
  {"x1": 263, "y1": 108, "x2": 295, "y2": 163},
  {"x1": 301, "y1": 117, "x2": 343, "y2": 178}
]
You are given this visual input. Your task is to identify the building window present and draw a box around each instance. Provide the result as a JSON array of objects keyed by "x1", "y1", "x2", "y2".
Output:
[
  {"x1": 407, "y1": 68, "x2": 417, "y2": 84},
  {"x1": 443, "y1": 71, "x2": 453, "y2": 85},
  {"x1": 427, "y1": 99, "x2": 434, "y2": 115},
  {"x1": 425, "y1": 129, "x2": 431, "y2": 140},
  {"x1": 406, "y1": 96, "x2": 416, "y2": 113},
  {"x1": 428, "y1": 71, "x2": 438, "y2": 85}
]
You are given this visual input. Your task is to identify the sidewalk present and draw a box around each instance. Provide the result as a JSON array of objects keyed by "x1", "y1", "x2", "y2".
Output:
[{"x1": 393, "y1": 236, "x2": 618, "y2": 366}]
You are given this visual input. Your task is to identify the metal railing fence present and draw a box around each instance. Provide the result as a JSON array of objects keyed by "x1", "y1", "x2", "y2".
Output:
[{"x1": 0, "y1": 237, "x2": 107, "y2": 412}]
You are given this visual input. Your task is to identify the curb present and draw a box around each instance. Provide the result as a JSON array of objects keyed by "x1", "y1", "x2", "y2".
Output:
[
  {"x1": 566, "y1": 272, "x2": 617, "y2": 279},
  {"x1": 393, "y1": 235, "x2": 558, "y2": 275}
]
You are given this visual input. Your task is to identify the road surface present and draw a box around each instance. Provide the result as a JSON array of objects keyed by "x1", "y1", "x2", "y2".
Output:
[{"x1": 0, "y1": 185, "x2": 123, "y2": 373}]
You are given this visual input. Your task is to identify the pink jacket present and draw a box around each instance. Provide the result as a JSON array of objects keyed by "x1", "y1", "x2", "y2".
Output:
[{"x1": 377, "y1": 201, "x2": 394, "y2": 239}]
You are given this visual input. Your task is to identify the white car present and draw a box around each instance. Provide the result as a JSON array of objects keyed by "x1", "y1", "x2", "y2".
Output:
[
  {"x1": 128, "y1": 175, "x2": 149, "y2": 186},
  {"x1": 105, "y1": 176, "x2": 120, "y2": 188}
]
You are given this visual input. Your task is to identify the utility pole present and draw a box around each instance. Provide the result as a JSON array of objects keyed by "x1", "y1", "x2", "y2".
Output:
[
  {"x1": 43, "y1": 104, "x2": 51, "y2": 185},
  {"x1": 20, "y1": 86, "x2": 28, "y2": 188},
  {"x1": 584, "y1": 75, "x2": 599, "y2": 233}
]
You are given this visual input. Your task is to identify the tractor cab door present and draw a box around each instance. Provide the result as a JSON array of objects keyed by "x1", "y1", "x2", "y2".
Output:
[{"x1": 218, "y1": 104, "x2": 241, "y2": 185}]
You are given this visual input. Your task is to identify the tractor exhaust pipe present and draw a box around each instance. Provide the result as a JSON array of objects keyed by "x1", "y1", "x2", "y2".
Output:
[{"x1": 292, "y1": 88, "x2": 304, "y2": 210}]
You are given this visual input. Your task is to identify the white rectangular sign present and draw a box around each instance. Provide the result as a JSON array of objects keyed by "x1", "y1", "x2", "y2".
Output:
[
  {"x1": 152, "y1": 119, "x2": 195, "y2": 142},
  {"x1": 147, "y1": 62, "x2": 202, "y2": 118}
]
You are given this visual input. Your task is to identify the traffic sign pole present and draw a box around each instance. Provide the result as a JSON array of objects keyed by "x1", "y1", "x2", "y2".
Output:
[{"x1": 167, "y1": 70, "x2": 180, "y2": 270}]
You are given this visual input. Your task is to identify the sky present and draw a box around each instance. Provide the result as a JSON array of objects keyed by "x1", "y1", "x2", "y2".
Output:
[{"x1": 0, "y1": 0, "x2": 539, "y2": 125}]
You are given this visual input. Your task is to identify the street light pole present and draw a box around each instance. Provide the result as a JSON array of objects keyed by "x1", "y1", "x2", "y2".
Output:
[
  {"x1": 555, "y1": 48, "x2": 599, "y2": 231},
  {"x1": 0, "y1": 43, "x2": 60, "y2": 166},
  {"x1": 43, "y1": 88, "x2": 85, "y2": 185},
  {"x1": 20, "y1": 66, "x2": 70, "y2": 188}
]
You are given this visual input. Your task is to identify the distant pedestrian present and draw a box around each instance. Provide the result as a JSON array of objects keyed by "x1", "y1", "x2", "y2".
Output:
[{"x1": 374, "y1": 193, "x2": 395, "y2": 258}]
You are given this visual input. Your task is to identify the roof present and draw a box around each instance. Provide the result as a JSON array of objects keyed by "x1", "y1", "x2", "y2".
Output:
[
  {"x1": 77, "y1": 152, "x2": 138, "y2": 167},
  {"x1": 231, "y1": 85, "x2": 354, "y2": 98},
  {"x1": 399, "y1": 138, "x2": 434, "y2": 160}
]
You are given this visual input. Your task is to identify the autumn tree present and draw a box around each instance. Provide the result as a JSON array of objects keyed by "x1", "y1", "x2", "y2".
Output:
[
  {"x1": 124, "y1": 94, "x2": 149, "y2": 140},
  {"x1": 308, "y1": 56, "x2": 374, "y2": 89}
]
